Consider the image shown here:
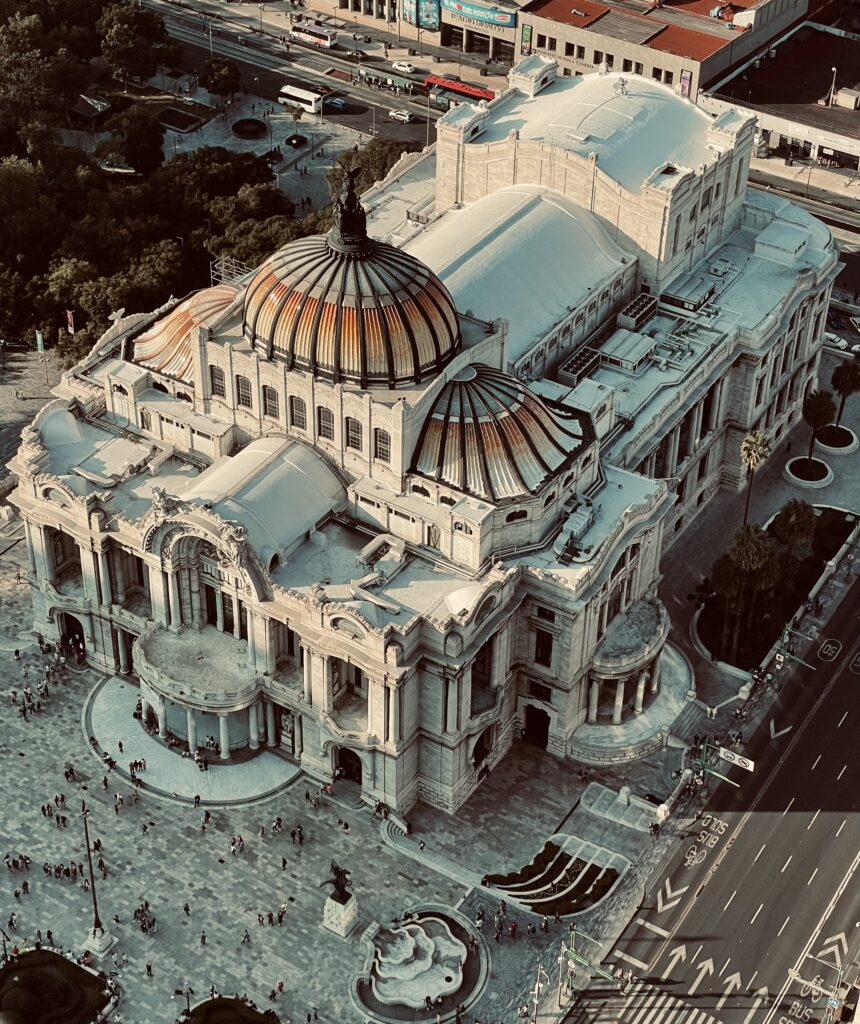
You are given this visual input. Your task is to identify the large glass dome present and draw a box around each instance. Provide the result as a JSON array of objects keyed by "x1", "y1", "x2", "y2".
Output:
[{"x1": 242, "y1": 173, "x2": 461, "y2": 389}]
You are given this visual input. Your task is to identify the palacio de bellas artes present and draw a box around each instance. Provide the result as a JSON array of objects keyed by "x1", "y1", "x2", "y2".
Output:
[{"x1": 2, "y1": 50, "x2": 843, "y2": 1024}]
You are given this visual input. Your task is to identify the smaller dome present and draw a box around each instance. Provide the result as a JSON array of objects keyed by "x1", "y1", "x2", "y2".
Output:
[{"x1": 411, "y1": 364, "x2": 590, "y2": 502}]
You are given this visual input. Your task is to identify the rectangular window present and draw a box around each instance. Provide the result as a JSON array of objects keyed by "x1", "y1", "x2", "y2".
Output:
[
  {"x1": 593, "y1": 50, "x2": 603, "y2": 64},
  {"x1": 663, "y1": 69, "x2": 673, "y2": 85},
  {"x1": 530, "y1": 681, "x2": 553, "y2": 703},
  {"x1": 345, "y1": 416, "x2": 362, "y2": 450},
  {"x1": 262, "y1": 385, "x2": 279, "y2": 419},
  {"x1": 634, "y1": 62, "x2": 643, "y2": 75},
  {"x1": 537, "y1": 606, "x2": 556, "y2": 622},
  {"x1": 317, "y1": 406, "x2": 334, "y2": 440},
  {"x1": 605, "y1": 53, "x2": 614, "y2": 69},
  {"x1": 622, "y1": 58, "x2": 632, "y2": 72},
  {"x1": 652, "y1": 66, "x2": 663, "y2": 81},
  {"x1": 576, "y1": 45, "x2": 586, "y2": 59},
  {"x1": 701, "y1": 186, "x2": 712, "y2": 210},
  {"x1": 535, "y1": 628, "x2": 553, "y2": 667},
  {"x1": 565, "y1": 41, "x2": 575, "y2": 57},
  {"x1": 235, "y1": 375, "x2": 252, "y2": 409},
  {"x1": 536, "y1": 33, "x2": 546, "y2": 48},
  {"x1": 210, "y1": 366, "x2": 226, "y2": 398},
  {"x1": 289, "y1": 396, "x2": 306, "y2": 430},
  {"x1": 547, "y1": 36, "x2": 557, "y2": 51},
  {"x1": 735, "y1": 162, "x2": 743, "y2": 196},
  {"x1": 374, "y1": 428, "x2": 391, "y2": 463}
]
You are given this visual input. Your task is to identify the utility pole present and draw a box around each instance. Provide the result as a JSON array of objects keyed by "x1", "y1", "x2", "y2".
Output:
[
  {"x1": 81, "y1": 800, "x2": 114, "y2": 954},
  {"x1": 557, "y1": 925, "x2": 617, "y2": 1008}
]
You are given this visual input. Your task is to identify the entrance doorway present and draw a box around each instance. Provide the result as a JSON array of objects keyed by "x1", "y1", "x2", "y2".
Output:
[
  {"x1": 59, "y1": 612, "x2": 85, "y2": 660},
  {"x1": 336, "y1": 747, "x2": 363, "y2": 784},
  {"x1": 473, "y1": 725, "x2": 494, "y2": 767},
  {"x1": 523, "y1": 704, "x2": 550, "y2": 748}
]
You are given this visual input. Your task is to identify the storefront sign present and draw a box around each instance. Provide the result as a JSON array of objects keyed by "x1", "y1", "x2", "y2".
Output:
[
  {"x1": 401, "y1": 0, "x2": 441, "y2": 30},
  {"x1": 520, "y1": 23, "x2": 532, "y2": 55},
  {"x1": 440, "y1": 0, "x2": 516, "y2": 26},
  {"x1": 680, "y1": 68, "x2": 692, "y2": 98}
]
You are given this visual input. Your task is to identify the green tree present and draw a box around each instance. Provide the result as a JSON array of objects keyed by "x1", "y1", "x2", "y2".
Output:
[
  {"x1": 98, "y1": 104, "x2": 164, "y2": 174},
  {"x1": 330, "y1": 137, "x2": 420, "y2": 195},
  {"x1": 198, "y1": 57, "x2": 240, "y2": 100},
  {"x1": 739, "y1": 429, "x2": 769, "y2": 527},
  {"x1": 831, "y1": 360, "x2": 860, "y2": 428},
  {"x1": 727, "y1": 524, "x2": 782, "y2": 662},
  {"x1": 710, "y1": 552, "x2": 744, "y2": 658},
  {"x1": 801, "y1": 389, "x2": 836, "y2": 461},
  {"x1": 771, "y1": 498, "x2": 816, "y2": 561},
  {"x1": 97, "y1": 2, "x2": 175, "y2": 85}
]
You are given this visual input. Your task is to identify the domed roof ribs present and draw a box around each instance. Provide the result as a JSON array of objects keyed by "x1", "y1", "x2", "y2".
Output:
[
  {"x1": 307, "y1": 259, "x2": 345, "y2": 381},
  {"x1": 260, "y1": 245, "x2": 329, "y2": 366},
  {"x1": 436, "y1": 384, "x2": 457, "y2": 484},
  {"x1": 331, "y1": 256, "x2": 350, "y2": 384},
  {"x1": 467, "y1": 378, "x2": 530, "y2": 499},
  {"x1": 463, "y1": 382, "x2": 498, "y2": 501},
  {"x1": 363, "y1": 253, "x2": 422, "y2": 384},
  {"x1": 286, "y1": 259, "x2": 334, "y2": 372},
  {"x1": 373, "y1": 251, "x2": 450, "y2": 376},
  {"x1": 352, "y1": 258, "x2": 377, "y2": 386},
  {"x1": 516, "y1": 396, "x2": 578, "y2": 460}
]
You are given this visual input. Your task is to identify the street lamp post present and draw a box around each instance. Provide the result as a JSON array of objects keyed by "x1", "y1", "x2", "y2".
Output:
[
  {"x1": 829, "y1": 66, "x2": 837, "y2": 107},
  {"x1": 0, "y1": 339, "x2": 5, "y2": 372},
  {"x1": 174, "y1": 982, "x2": 195, "y2": 1013},
  {"x1": 0, "y1": 927, "x2": 9, "y2": 965},
  {"x1": 259, "y1": 2, "x2": 265, "y2": 32},
  {"x1": 80, "y1": 800, "x2": 114, "y2": 954}
]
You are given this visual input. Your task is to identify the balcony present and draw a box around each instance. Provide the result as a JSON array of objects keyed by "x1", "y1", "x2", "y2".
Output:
[
  {"x1": 135, "y1": 624, "x2": 258, "y2": 710},
  {"x1": 113, "y1": 589, "x2": 152, "y2": 630},
  {"x1": 263, "y1": 659, "x2": 304, "y2": 710},
  {"x1": 591, "y1": 598, "x2": 669, "y2": 676}
]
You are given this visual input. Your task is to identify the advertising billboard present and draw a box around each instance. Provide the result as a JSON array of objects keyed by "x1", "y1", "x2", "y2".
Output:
[
  {"x1": 401, "y1": 0, "x2": 441, "y2": 30},
  {"x1": 440, "y1": 0, "x2": 516, "y2": 26},
  {"x1": 520, "y1": 22, "x2": 532, "y2": 55}
]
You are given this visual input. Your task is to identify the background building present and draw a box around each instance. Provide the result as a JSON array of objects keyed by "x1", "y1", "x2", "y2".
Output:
[{"x1": 9, "y1": 58, "x2": 838, "y2": 816}]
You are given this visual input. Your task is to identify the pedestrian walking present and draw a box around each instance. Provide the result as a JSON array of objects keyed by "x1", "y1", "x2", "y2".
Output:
[
  {"x1": 146, "y1": 961, "x2": 152, "y2": 977},
  {"x1": 183, "y1": 902, "x2": 190, "y2": 916},
  {"x1": 200, "y1": 930, "x2": 207, "y2": 945}
]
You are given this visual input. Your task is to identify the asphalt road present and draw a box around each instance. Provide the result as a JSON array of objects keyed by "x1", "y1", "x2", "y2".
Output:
[
  {"x1": 155, "y1": 0, "x2": 435, "y2": 145},
  {"x1": 607, "y1": 575, "x2": 860, "y2": 1024}
]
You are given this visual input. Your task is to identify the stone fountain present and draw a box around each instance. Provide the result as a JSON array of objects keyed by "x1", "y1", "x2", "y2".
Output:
[{"x1": 369, "y1": 916, "x2": 467, "y2": 1010}]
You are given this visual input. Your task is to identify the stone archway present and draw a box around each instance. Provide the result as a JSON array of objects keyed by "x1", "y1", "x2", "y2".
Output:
[
  {"x1": 58, "y1": 612, "x2": 85, "y2": 658},
  {"x1": 336, "y1": 746, "x2": 363, "y2": 784}
]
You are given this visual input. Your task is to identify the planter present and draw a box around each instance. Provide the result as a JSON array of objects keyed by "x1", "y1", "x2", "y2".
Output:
[
  {"x1": 815, "y1": 424, "x2": 859, "y2": 455},
  {"x1": 783, "y1": 457, "x2": 833, "y2": 489},
  {"x1": 231, "y1": 117, "x2": 266, "y2": 139}
]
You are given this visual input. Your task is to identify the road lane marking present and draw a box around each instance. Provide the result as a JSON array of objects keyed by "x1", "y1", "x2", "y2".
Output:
[
  {"x1": 807, "y1": 809, "x2": 820, "y2": 831},
  {"x1": 636, "y1": 917, "x2": 670, "y2": 938},
  {"x1": 749, "y1": 972, "x2": 758, "y2": 987},
  {"x1": 837, "y1": 711, "x2": 847, "y2": 727},
  {"x1": 781, "y1": 856, "x2": 792, "y2": 873},
  {"x1": 837, "y1": 765, "x2": 847, "y2": 781},
  {"x1": 755, "y1": 844, "x2": 766, "y2": 862},
  {"x1": 614, "y1": 950, "x2": 649, "y2": 970},
  {"x1": 837, "y1": 819, "x2": 847, "y2": 837},
  {"x1": 751, "y1": 904, "x2": 763, "y2": 924},
  {"x1": 784, "y1": 796, "x2": 795, "y2": 815},
  {"x1": 808, "y1": 868, "x2": 818, "y2": 886},
  {"x1": 720, "y1": 957, "x2": 732, "y2": 975},
  {"x1": 692, "y1": 944, "x2": 703, "y2": 965},
  {"x1": 724, "y1": 890, "x2": 737, "y2": 911},
  {"x1": 778, "y1": 917, "x2": 790, "y2": 937},
  {"x1": 811, "y1": 754, "x2": 821, "y2": 770}
]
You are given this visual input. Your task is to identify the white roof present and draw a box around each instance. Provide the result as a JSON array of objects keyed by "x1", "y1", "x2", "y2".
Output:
[
  {"x1": 473, "y1": 73, "x2": 716, "y2": 193},
  {"x1": 180, "y1": 437, "x2": 345, "y2": 564},
  {"x1": 404, "y1": 185, "x2": 629, "y2": 363}
]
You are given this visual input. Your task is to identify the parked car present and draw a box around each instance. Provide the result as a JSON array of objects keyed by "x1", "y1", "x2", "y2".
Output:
[
  {"x1": 324, "y1": 96, "x2": 346, "y2": 110},
  {"x1": 388, "y1": 108, "x2": 412, "y2": 122},
  {"x1": 391, "y1": 60, "x2": 415, "y2": 75},
  {"x1": 851, "y1": 344, "x2": 860, "y2": 358},
  {"x1": 824, "y1": 332, "x2": 848, "y2": 350},
  {"x1": 850, "y1": 316, "x2": 860, "y2": 335}
]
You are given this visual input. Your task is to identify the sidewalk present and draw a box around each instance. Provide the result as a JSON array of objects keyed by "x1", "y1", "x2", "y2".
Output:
[{"x1": 749, "y1": 154, "x2": 860, "y2": 214}]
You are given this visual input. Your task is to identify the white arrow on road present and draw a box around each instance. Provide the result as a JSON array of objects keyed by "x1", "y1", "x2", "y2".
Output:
[
  {"x1": 743, "y1": 987, "x2": 769, "y2": 1024},
  {"x1": 688, "y1": 958, "x2": 715, "y2": 996},
  {"x1": 815, "y1": 933, "x2": 848, "y2": 968},
  {"x1": 770, "y1": 719, "x2": 793, "y2": 739},
  {"x1": 662, "y1": 945, "x2": 687, "y2": 980},
  {"x1": 657, "y1": 877, "x2": 690, "y2": 913},
  {"x1": 717, "y1": 972, "x2": 743, "y2": 1010}
]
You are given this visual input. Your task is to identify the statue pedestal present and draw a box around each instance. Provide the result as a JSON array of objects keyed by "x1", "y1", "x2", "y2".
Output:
[
  {"x1": 322, "y1": 893, "x2": 359, "y2": 938},
  {"x1": 83, "y1": 925, "x2": 116, "y2": 957}
]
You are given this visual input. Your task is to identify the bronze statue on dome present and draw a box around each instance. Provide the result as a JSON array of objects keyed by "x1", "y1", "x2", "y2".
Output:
[{"x1": 328, "y1": 167, "x2": 369, "y2": 252}]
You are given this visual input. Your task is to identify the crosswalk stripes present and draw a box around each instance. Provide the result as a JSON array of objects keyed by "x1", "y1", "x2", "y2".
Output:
[{"x1": 577, "y1": 980, "x2": 726, "y2": 1024}]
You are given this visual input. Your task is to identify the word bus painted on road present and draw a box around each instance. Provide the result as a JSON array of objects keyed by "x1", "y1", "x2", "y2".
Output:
[
  {"x1": 423, "y1": 74, "x2": 496, "y2": 104},
  {"x1": 289, "y1": 20, "x2": 338, "y2": 48},
  {"x1": 278, "y1": 78, "x2": 327, "y2": 114}
]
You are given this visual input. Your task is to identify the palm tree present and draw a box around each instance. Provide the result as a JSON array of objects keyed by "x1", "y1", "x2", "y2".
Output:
[
  {"x1": 802, "y1": 389, "x2": 836, "y2": 462},
  {"x1": 739, "y1": 430, "x2": 770, "y2": 526},
  {"x1": 831, "y1": 360, "x2": 860, "y2": 428},
  {"x1": 771, "y1": 498, "x2": 816, "y2": 560}
]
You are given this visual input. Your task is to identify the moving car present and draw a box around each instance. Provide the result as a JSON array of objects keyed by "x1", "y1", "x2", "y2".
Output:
[
  {"x1": 391, "y1": 60, "x2": 415, "y2": 75},
  {"x1": 824, "y1": 332, "x2": 848, "y2": 350},
  {"x1": 388, "y1": 108, "x2": 412, "y2": 122},
  {"x1": 324, "y1": 96, "x2": 346, "y2": 110},
  {"x1": 850, "y1": 316, "x2": 860, "y2": 334}
]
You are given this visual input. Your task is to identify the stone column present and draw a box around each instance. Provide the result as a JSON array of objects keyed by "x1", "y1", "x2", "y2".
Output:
[
  {"x1": 368, "y1": 677, "x2": 385, "y2": 738},
  {"x1": 248, "y1": 702, "x2": 260, "y2": 750},
  {"x1": 23, "y1": 521, "x2": 36, "y2": 573},
  {"x1": 186, "y1": 708, "x2": 197, "y2": 751},
  {"x1": 189, "y1": 569, "x2": 202, "y2": 627},
  {"x1": 667, "y1": 425, "x2": 681, "y2": 476},
  {"x1": 148, "y1": 564, "x2": 167, "y2": 626},
  {"x1": 98, "y1": 550, "x2": 112, "y2": 606},
  {"x1": 488, "y1": 632, "x2": 501, "y2": 688},
  {"x1": 646, "y1": 451, "x2": 658, "y2": 478},
  {"x1": 265, "y1": 619, "x2": 277, "y2": 675},
  {"x1": 634, "y1": 670, "x2": 648, "y2": 715},
  {"x1": 157, "y1": 696, "x2": 167, "y2": 739},
  {"x1": 117, "y1": 631, "x2": 131, "y2": 674},
  {"x1": 707, "y1": 381, "x2": 722, "y2": 431},
  {"x1": 218, "y1": 713, "x2": 230, "y2": 759},
  {"x1": 168, "y1": 572, "x2": 181, "y2": 628},
  {"x1": 113, "y1": 549, "x2": 126, "y2": 604},
  {"x1": 445, "y1": 676, "x2": 458, "y2": 733},
  {"x1": 587, "y1": 678, "x2": 600, "y2": 724},
  {"x1": 37, "y1": 526, "x2": 55, "y2": 581},
  {"x1": 266, "y1": 701, "x2": 276, "y2": 746},
  {"x1": 322, "y1": 657, "x2": 333, "y2": 714},
  {"x1": 215, "y1": 591, "x2": 224, "y2": 632},
  {"x1": 612, "y1": 678, "x2": 626, "y2": 725},
  {"x1": 246, "y1": 609, "x2": 256, "y2": 670},
  {"x1": 460, "y1": 665, "x2": 472, "y2": 723},
  {"x1": 294, "y1": 714, "x2": 303, "y2": 757},
  {"x1": 302, "y1": 647, "x2": 313, "y2": 703},
  {"x1": 232, "y1": 594, "x2": 242, "y2": 639},
  {"x1": 650, "y1": 653, "x2": 662, "y2": 694},
  {"x1": 389, "y1": 685, "x2": 401, "y2": 744}
]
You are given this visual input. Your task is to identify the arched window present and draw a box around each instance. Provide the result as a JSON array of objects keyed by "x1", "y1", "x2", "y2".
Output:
[
  {"x1": 176, "y1": 391, "x2": 192, "y2": 404},
  {"x1": 210, "y1": 366, "x2": 226, "y2": 398},
  {"x1": 373, "y1": 428, "x2": 391, "y2": 463},
  {"x1": 412, "y1": 484, "x2": 430, "y2": 497},
  {"x1": 317, "y1": 406, "x2": 334, "y2": 440},
  {"x1": 235, "y1": 375, "x2": 252, "y2": 409},
  {"x1": 140, "y1": 409, "x2": 152, "y2": 432},
  {"x1": 440, "y1": 495, "x2": 455, "y2": 506},
  {"x1": 345, "y1": 416, "x2": 362, "y2": 450},
  {"x1": 152, "y1": 381, "x2": 169, "y2": 394},
  {"x1": 289, "y1": 396, "x2": 306, "y2": 430},
  {"x1": 543, "y1": 491, "x2": 556, "y2": 507},
  {"x1": 262, "y1": 385, "x2": 279, "y2": 419},
  {"x1": 506, "y1": 509, "x2": 527, "y2": 523}
]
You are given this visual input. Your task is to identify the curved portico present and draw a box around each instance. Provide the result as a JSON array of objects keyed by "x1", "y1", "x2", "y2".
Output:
[{"x1": 587, "y1": 599, "x2": 669, "y2": 725}]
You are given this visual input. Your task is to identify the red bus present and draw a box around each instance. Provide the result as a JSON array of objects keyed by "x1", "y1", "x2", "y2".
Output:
[{"x1": 423, "y1": 74, "x2": 495, "y2": 103}]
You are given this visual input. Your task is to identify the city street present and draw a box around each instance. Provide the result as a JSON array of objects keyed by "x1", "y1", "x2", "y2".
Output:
[{"x1": 606, "y1": 577, "x2": 860, "y2": 1024}]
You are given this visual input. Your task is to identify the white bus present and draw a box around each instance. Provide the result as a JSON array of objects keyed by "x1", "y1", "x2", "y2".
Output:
[
  {"x1": 289, "y1": 20, "x2": 338, "y2": 48},
  {"x1": 278, "y1": 79, "x2": 324, "y2": 115}
]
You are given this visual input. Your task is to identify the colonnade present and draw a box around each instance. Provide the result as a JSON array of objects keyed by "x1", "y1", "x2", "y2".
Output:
[{"x1": 586, "y1": 653, "x2": 662, "y2": 725}]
